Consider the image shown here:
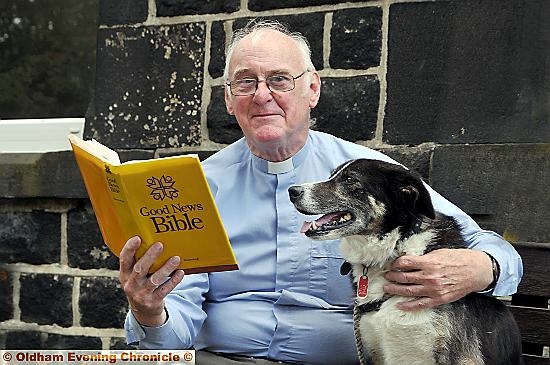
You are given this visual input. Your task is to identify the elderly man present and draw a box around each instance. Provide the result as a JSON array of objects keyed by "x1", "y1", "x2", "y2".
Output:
[{"x1": 119, "y1": 20, "x2": 522, "y2": 364}]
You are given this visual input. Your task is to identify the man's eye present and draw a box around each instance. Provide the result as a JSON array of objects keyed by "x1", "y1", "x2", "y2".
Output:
[
  {"x1": 235, "y1": 79, "x2": 256, "y2": 86},
  {"x1": 269, "y1": 75, "x2": 291, "y2": 84}
]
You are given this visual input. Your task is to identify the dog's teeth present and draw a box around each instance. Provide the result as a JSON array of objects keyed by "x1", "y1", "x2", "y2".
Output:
[
  {"x1": 344, "y1": 213, "x2": 352, "y2": 220},
  {"x1": 311, "y1": 221, "x2": 318, "y2": 230}
]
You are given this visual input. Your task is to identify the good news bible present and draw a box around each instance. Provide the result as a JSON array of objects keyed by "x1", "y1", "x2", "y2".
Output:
[{"x1": 68, "y1": 134, "x2": 238, "y2": 274}]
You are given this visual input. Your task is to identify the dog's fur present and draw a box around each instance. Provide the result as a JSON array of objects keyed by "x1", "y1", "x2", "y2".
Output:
[{"x1": 289, "y1": 159, "x2": 523, "y2": 365}]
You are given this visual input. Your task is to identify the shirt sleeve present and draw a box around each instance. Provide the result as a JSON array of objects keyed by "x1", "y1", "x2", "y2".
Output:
[
  {"x1": 124, "y1": 272, "x2": 210, "y2": 349},
  {"x1": 426, "y1": 184, "x2": 523, "y2": 296}
]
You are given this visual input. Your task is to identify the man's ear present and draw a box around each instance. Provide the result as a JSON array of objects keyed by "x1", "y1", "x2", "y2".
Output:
[
  {"x1": 308, "y1": 71, "x2": 321, "y2": 109},
  {"x1": 399, "y1": 184, "x2": 436, "y2": 219},
  {"x1": 224, "y1": 87, "x2": 234, "y2": 115}
]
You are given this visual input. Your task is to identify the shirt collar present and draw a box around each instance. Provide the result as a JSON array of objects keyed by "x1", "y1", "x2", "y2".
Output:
[{"x1": 251, "y1": 135, "x2": 311, "y2": 175}]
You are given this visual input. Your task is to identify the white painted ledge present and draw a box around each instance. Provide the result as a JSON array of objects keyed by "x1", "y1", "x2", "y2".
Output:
[{"x1": 0, "y1": 118, "x2": 85, "y2": 153}]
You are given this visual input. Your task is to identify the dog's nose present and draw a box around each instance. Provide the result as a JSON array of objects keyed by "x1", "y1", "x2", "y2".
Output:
[{"x1": 288, "y1": 185, "x2": 304, "y2": 201}]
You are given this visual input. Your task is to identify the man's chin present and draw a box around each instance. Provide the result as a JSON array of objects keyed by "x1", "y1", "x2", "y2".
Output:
[{"x1": 250, "y1": 125, "x2": 288, "y2": 143}]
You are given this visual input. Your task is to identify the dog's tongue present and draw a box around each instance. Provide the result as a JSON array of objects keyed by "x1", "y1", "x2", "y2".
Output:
[{"x1": 300, "y1": 213, "x2": 342, "y2": 233}]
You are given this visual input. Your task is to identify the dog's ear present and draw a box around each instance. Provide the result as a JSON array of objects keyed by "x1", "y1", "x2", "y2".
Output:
[{"x1": 399, "y1": 184, "x2": 436, "y2": 219}]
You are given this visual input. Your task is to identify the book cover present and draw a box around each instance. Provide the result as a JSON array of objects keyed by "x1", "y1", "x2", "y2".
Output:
[{"x1": 68, "y1": 134, "x2": 238, "y2": 274}]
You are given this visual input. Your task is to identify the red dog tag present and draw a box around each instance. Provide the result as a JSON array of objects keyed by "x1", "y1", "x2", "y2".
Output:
[{"x1": 357, "y1": 275, "x2": 369, "y2": 299}]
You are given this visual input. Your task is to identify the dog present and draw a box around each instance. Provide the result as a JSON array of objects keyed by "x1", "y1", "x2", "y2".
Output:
[{"x1": 288, "y1": 159, "x2": 523, "y2": 365}]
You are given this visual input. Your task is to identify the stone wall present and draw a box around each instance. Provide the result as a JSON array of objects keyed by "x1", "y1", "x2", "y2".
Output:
[{"x1": 1, "y1": 0, "x2": 549, "y2": 353}]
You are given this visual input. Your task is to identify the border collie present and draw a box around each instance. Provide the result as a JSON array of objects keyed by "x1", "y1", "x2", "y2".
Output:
[{"x1": 288, "y1": 159, "x2": 523, "y2": 365}]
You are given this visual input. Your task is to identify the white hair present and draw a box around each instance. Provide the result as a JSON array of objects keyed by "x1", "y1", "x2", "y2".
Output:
[{"x1": 223, "y1": 19, "x2": 315, "y2": 81}]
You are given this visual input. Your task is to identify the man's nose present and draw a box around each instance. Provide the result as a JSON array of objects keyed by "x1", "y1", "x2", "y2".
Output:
[{"x1": 253, "y1": 80, "x2": 273, "y2": 102}]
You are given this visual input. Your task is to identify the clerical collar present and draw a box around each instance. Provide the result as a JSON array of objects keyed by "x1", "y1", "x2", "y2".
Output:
[
  {"x1": 251, "y1": 135, "x2": 311, "y2": 175},
  {"x1": 267, "y1": 158, "x2": 294, "y2": 174}
]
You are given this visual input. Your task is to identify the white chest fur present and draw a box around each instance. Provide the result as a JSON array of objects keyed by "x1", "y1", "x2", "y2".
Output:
[
  {"x1": 340, "y1": 230, "x2": 447, "y2": 365},
  {"x1": 360, "y1": 298, "x2": 440, "y2": 364}
]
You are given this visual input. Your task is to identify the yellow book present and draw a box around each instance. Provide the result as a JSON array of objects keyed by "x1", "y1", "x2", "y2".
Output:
[{"x1": 68, "y1": 134, "x2": 238, "y2": 274}]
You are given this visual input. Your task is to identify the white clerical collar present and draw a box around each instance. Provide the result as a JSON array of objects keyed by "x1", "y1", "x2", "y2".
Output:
[
  {"x1": 267, "y1": 158, "x2": 294, "y2": 174},
  {"x1": 251, "y1": 135, "x2": 311, "y2": 175}
]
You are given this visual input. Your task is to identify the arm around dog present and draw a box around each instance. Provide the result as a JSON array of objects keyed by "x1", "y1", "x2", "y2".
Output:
[
  {"x1": 384, "y1": 184, "x2": 523, "y2": 310},
  {"x1": 426, "y1": 185, "x2": 523, "y2": 296},
  {"x1": 384, "y1": 186, "x2": 523, "y2": 310}
]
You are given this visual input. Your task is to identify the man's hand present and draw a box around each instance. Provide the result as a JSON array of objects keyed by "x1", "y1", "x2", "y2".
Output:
[
  {"x1": 383, "y1": 248, "x2": 493, "y2": 311},
  {"x1": 118, "y1": 236, "x2": 185, "y2": 327}
]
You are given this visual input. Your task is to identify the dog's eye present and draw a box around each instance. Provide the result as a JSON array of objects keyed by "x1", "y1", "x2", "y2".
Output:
[{"x1": 343, "y1": 175, "x2": 359, "y2": 185}]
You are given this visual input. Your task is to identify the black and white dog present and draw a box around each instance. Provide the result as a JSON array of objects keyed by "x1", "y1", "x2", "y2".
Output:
[{"x1": 288, "y1": 159, "x2": 523, "y2": 365}]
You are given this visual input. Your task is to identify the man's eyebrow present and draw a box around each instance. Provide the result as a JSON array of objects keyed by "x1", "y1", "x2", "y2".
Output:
[
  {"x1": 231, "y1": 69, "x2": 253, "y2": 79},
  {"x1": 268, "y1": 69, "x2": 291, "y2": 75},
  {"x1": 231, "y1": 68, "x2": 292, "y2": 79}
]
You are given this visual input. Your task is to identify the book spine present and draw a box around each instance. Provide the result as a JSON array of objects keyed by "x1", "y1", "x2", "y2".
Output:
[{"x1": 106, "y1": 167, "x2": 143, "y2": 253}]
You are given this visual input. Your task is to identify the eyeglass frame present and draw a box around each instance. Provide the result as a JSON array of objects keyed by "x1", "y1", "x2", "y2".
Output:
[{"x1": 225, "y1": 69, "x2": 311, "y2": 96}]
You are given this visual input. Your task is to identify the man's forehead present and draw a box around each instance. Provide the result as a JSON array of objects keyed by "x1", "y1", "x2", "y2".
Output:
[
  {"x1": 244, "y1": 28, "x2": 292, "y2": 44},
  {"x1": 228, "y1": 30, "x2": 301, "y2": 75}
]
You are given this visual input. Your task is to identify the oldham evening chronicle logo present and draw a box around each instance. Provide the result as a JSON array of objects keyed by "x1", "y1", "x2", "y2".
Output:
[{"x1": 147, "y1": 175, "x2": 179, "y2": 200}]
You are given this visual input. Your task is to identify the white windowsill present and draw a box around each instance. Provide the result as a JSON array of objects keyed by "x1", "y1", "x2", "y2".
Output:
[{"x1": 0, "y1": 118, "x2": 85, "y2": 153}]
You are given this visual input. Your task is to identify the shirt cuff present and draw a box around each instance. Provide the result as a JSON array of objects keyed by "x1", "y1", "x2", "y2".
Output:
[
  {"x1": 124, "y1": 309, "x2": 174, "y2": 346},
  {"x1": 473, "y1": 240, "x2": 521, "y2": 296}
]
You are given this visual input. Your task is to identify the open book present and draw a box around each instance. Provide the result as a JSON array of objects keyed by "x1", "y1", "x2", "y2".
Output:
[{"x1": 69, "y1": 135, "x2": 238, "y2": 274}]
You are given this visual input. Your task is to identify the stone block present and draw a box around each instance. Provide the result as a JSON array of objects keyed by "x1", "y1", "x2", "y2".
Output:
[
  {"x1": 86, "y1": 24, "x2": 206, "y2": 149},
  {"x1": 431, "y1": 144, "x2": 550, "y2": 243},
  {"x1": 209, "y1": 21, "x2": 226, "y2": 79},
  {"x1": 385, "y1": 0, "x2": 550, "y2": 145},
  {"x1": 110, "y1": 337, "x2": 138, "y2": 350},
  {"x1": 79, "y1": 277, "x2": 129, "y2": 329},
  {"x1": 0, "y1": 270, "x2": 13, "y2": 321},
  {"x1": 67, "y1": 203, "x2": 118, "y2": 271},
  {"x1": 4, "y1": 331, "x2": 42, "y2": 349},
  {"x1": 99, "y1": 0, "x2": 148, "y2": 26},
  {"x1": 3, "y1": 331, "x2": 101, "y2": 350},
  {"x1": 249, "y1": 0, "x2": 365, "y2": 12},
  {"x1": 156, "y1": 0, "x2": 239, "y2": 16},
  {"x1": 0, "y1": 152, "x2": 86, "y2": 198},
  {"x1": 207, "y1": 86, "x2": 243, "y2": 144},
  {"x1": 232, "y1": 14, "x2": 324, "y2": 71},
  {"x1": 0, "y1": 211, "x2": 60, "y2": 265},
  {"x1": 311, "y1": 76, "x2": 379, "y2": 141},
  {"x1": 330, "y1": 7, "x2": 382, "y2": 69},
  {"x1": 44, "y1": 334, "x2": 102, "y2": 350},
  {"x1": 377, "y1": 145, "x2": 434, "y2": 180},
  {"x1": 19, "y1": 274, "x2": 73, "y2": 327},
  {"x1": 117, "y1": 149, "x2": 155, "y2": 163},
  {"x1": 157, "y1": 150, "x2": 218, "y2": 161}
]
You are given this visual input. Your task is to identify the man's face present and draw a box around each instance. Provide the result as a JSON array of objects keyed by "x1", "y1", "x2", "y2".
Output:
[{"x1": 225, "y1": 30, "x2": 321, "y2": 160}]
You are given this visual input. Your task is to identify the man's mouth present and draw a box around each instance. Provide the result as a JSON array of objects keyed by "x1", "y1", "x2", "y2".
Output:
[
  {"x1": 301, "y1": 211, "x2": 354, "y2": 235},
  {"x1": 253, "y1": 113, "x2": 279, "y2": 118}
]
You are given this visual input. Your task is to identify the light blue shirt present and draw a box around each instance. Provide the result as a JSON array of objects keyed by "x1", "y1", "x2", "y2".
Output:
[{"x1": 125, "y1": 131, "x2": 523, "y2": 364}]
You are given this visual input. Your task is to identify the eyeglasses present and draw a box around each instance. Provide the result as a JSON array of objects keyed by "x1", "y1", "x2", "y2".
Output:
[{"x1": 226, "y1": 70, "x2": 309, "y2": 96}]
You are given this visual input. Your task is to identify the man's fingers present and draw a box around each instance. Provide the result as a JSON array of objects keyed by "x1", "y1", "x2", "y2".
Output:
[
  {"x1": 384, "y1": 282, "x2": 423, "y2": 297},
  {"x1": 132, "y1": 242, "x2": 164, "y2": 277},
  {"x1": 390, "y1": 255, "x2": 424, "y2": 271},
  {"x1": 120, "y1": 236, "x2": 140, "y2": 267},
  {"x1": 148, "y1": 256, "x2": 182, "y2": 288},
  {"x1": 385, "y1": 270, "x2": 423, "y2": 284},
  {"x1": 155, "y1": 269, "x2": 185, "y2": 298},
  {"x1": 119, "y1": 236, "x2": 142, "y2": 283}
]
